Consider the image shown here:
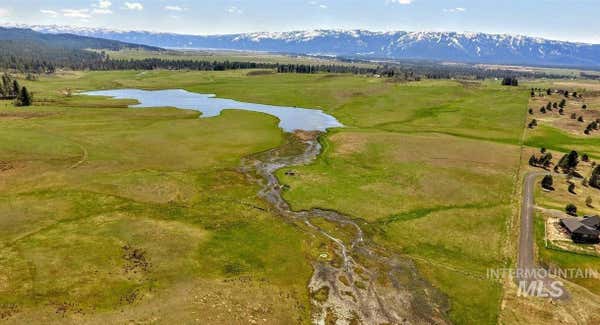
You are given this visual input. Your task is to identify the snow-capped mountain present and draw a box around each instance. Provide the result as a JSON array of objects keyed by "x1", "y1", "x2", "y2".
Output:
[{"x1": 13, "y1": 24, "x2": 600, "y2": 68}]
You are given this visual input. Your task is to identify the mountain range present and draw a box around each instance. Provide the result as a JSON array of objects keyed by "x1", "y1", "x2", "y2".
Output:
[{"x1": 9, "y1": 25, "x2": 600, "y2": 68}]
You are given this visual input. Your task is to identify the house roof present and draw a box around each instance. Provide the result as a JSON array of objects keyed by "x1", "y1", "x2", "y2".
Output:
[
  {"x1": 561, "y1": 217, "x2": 600, "y2": 235},
  {"x1": 561, "y1": 218, "x2": 585, "y2": 232},
  {"x1": 582, "y1": 216, "x2": 600, "y2": 229}
]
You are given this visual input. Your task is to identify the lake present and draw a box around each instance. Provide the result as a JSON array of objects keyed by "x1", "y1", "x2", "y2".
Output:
[{"x1": 81, "y1": 89, "x2": 343, "y2": 132}]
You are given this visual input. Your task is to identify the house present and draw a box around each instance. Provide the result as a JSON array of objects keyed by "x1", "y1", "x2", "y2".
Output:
[
  {"x1": 582, "y1": 215, "x2": 600, "y2": 229},
  {"x1": 560, "y1": 217, "x2": 600, "y2": 244}
]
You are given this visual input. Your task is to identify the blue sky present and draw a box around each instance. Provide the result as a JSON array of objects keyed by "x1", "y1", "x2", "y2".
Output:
[{"x1": 0, "y1": 0, "x2": 599, "y2": 43}]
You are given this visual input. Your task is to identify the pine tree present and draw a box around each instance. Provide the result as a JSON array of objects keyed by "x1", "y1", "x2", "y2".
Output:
[
  {"x1": 529, "y1": 155, "x2": 538, "y2": 166},
  {"x1": 12, "y1": 79, "x2": 20, "y2": 97},
  {"x1": 15, "y1": 87, "x2": 32, "y2": 107},
  {"x1": 541, "y1": 175, "x2": 554, "y2": 190},
  {"x1": 559, "y1": 99, "x2": 566, "y2": 108}
]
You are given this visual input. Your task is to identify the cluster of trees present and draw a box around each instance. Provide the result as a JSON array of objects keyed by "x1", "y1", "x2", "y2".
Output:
[
  {"x1": 0, "y1": 73, "x2": 32, "y2": 106},
  {"x1": 501, "y1": 77, "x2": 519, "y2": 86},
  {"x1": 0, "y1": 73, "x2": 20, "y2": 99},
  {"x1": 528, "y1": 118, "x2": 537, "y2": 129},
  {"x1": 102, "y1": 58, "x2": 279, "y2": 71},
  {"x1": 529, "y1": 148, "x2": 552, "y2": 168},
  {"x1": 556, "y1": 150, "x2": 581, "y2": 174},
  {"x1": 276, "y1": 63, "x2": 379, "y2": 75},
  {"x1": 539, "y1": 99, "x2": 567, "y2": 114},
  {"x1": 581, "y1": 72, "x2": 600, "y2": 80}
]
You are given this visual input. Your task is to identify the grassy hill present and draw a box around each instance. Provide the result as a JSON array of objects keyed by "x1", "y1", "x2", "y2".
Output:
[{"x1": 0, "y1": 27, "x2": 161, "y2": 71}]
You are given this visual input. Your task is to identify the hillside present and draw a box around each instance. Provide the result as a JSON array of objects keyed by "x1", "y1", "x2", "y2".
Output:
[
  {"x1": 23, "y1": 25, "x2": 600, "y2": 68},
  {"x1": 0, "y1": 27, "x2": 161, "y2": 71}
]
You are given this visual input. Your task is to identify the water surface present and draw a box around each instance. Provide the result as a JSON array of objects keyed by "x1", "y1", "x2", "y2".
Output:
[{"x1": 81, "y1": 89, "x2": 343, "y2": 132}]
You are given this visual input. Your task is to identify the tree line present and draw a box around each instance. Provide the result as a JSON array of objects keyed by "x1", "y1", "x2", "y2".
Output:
[
  {"x1": 0, "y1": 73, "x2": 32, "y2": 106},
  {"x1": 0, "y1": 44, "x2": 572, "y2": 81}
]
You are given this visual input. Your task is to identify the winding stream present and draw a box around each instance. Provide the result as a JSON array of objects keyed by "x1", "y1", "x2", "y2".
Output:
[{"x1": 240, "y1": 132, "x2": 449, "y2": 324}]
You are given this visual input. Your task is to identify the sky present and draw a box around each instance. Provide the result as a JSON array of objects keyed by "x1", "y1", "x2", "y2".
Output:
[{"x1": 0, "y1": 0, "x2": 599, "y2": 43}]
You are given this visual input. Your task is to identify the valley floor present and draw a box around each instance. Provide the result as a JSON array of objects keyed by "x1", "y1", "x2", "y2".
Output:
[{"x1": 2, "y1": 70, "x2": 586, "y2": 324}]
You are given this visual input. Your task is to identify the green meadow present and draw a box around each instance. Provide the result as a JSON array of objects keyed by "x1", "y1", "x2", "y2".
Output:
[
  {"x1": 275, "y1": 78, "x2": 529, "y2": 324},
  {"x1": 0, "y1": 70, "x2": 530, "y2": 324}
]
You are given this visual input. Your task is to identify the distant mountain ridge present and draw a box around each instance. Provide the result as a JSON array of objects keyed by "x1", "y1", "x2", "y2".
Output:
[{"x1": 10, "y1": 24, "x2": 600, "y2": 68}]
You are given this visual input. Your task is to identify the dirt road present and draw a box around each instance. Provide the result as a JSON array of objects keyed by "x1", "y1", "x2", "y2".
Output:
[{"x1": 517, "y1": 171, "x2": 569, "y2": 299}]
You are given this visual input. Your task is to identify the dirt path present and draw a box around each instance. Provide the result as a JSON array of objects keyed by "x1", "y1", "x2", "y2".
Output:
[
  {"x1": 70, "y1": 143, "x2": 88, "y2": 169},
  {"x1": 240, "y1": 133, "x2": 449, "y2": 324}
]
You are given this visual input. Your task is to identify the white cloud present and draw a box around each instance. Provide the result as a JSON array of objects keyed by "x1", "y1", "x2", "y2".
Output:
[
  {"x1": 124, "y1": 2, "x2": 143, "y2": 10},
  {"x1": 97, "y1": 0, "x2": 112, "y2": 9},
  {"x1": 444, "y1": 7, "x2": 466, "y2": 13},
  {"x1": 165, "y1": 5, "x2": 185, "y2": 12},
  {"x1": 227, "y1": 6, "x2": 243, "y2": 14},
  {"x1": 0, "y1": 8, "x2": 9, "y2": 17},
  {"x1": 40, "y1": 9, "x2": 58, "y2": 17},
  {"x1": 387, "y1": 0, "x2": 413, "y2": 4},
  {"x1": 319, "y1": 4, "x2": 328, "y2": 9},
  {"x1": 62, "y1": 9, "x2": 92, "y2": 19}
]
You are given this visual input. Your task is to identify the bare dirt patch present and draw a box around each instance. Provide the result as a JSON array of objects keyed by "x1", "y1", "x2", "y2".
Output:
[
  {"x1": 0, "y1": 161, "x2": 14, "y2": 172},
  {"x1": 122, "y1": 244, "x2": 151, "y2": 274},
  {"x1": 293, "y1": 130, "x2": 320, "y2": 141}
]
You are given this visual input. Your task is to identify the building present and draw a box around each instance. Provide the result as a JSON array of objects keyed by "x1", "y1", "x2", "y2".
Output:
[
  {"x1": 560, "y1": 217, "x2": 600, "y2": 244},
  {"x1": 581, "y1": 215, "x2": 600, "y2": 229}
]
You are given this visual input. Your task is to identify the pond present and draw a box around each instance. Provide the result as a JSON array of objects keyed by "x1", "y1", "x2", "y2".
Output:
[{"x1": 81, "y1": 89, "x2": 343, "y2": 132}]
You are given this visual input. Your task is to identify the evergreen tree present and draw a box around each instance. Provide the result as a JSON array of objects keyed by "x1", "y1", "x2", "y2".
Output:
[
  {"x1": 529, "y1": 155, "x2": 538, "y2": 166},
  {"x1": 590, "y1": 165, "x2": 600, "y2": 189},
  {"x1": 15, "y1": 87, "x2": 32, "y2": 107},
  {"x1": 541, "y1": 175, "x2": 554, "y2": 190},
  {"x1": 12, "y1": 79, "x2": 20, "y2": 97}
]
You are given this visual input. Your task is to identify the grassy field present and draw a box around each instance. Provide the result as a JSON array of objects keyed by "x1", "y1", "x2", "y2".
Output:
[
  {"x1": 0, "y1": 72, "x2": 320, "y2": 323},
  {"x1": 1, "y1": 70, "x2": 532, "y2": 324},
  {"x1": 273, "y1": 79, "x2": 529, "y2": 323}
]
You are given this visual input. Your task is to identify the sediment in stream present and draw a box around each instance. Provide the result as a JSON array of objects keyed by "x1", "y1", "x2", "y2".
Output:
[{"x1": 240, "y1": 131, "x2": 449, "y2": 325}]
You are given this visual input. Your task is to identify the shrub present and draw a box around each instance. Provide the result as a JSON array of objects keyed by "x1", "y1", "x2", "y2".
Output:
[{"x1": 565, "y1": 203, "x2": 577, "y2": 216}]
